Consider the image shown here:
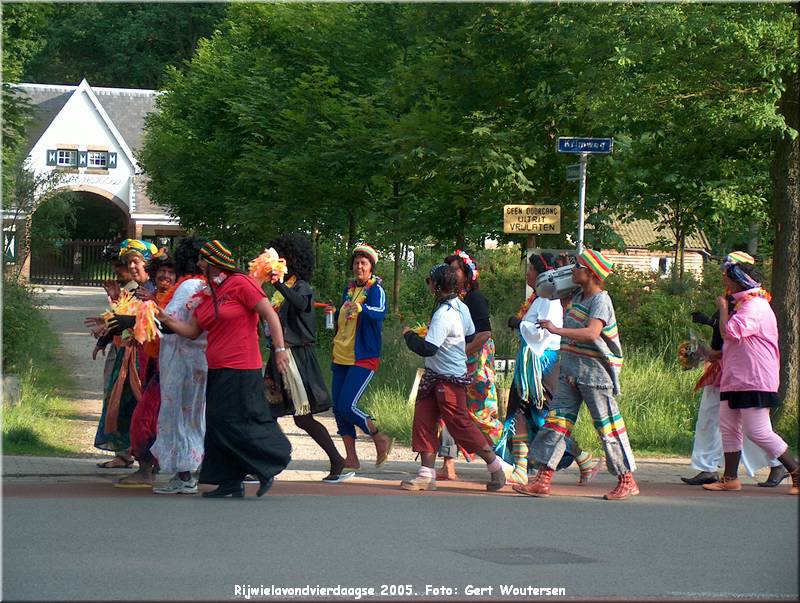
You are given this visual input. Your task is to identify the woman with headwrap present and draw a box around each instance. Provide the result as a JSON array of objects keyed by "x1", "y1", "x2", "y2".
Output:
[
  {"x1": 502, "y1": 252, "x2": 600, "y2": 486},
  {"x1": 682, "y1": 251, "x2": 783, "y2": 487},
  {"x1": 330, "y1": 243, "x2": 394, "y2": 472},
  {"x1": 402, "y1": 264, "x2": 508, "y2": 492},
  {"x1": 517, "y1": 249, "x2": 639, "y2": 501},
  {"x1": 263, "y1": 234, "x2": 349, "y2": 482},
  {"x1": 92, "y1": 239, "x2": 159, "y2": 470},
  {"x1": 150, "y1": 237, "x2": 208, "y2": 495},
  {"x1": 158, "y1": 240, "x2": 291, "y2": 498},
  {"x1": 114, "y1": 252, "x2": 178, "y2": 487},
  {"x1": 702, "y1": 258, "x2": 799, "y2": 495},
  {"x1": 436, "y1": 250, "x2": 503, "y2": 481}
]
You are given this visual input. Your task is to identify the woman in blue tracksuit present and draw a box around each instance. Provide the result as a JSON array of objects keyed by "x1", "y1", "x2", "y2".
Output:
[{"x1": 331, "y1": 243, "x2": 394, "y2": 472}]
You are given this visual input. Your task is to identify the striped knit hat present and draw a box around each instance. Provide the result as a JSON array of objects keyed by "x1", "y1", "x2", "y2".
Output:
[
  {"x1": 724, "y1": 251, "x2": 755, "y2": 266},
  {"x1": 119, "y1": 239, "x2": 158, "y2": 261},
  {"x1": 200, "y1": 240, "x2": 237, "y2": 271},
  {"x1": 577, "y1": 249, "x2": 613, "y2": 282},
  {"x1": 352, "y1": 243, "x2": 378, "y2": 267}
]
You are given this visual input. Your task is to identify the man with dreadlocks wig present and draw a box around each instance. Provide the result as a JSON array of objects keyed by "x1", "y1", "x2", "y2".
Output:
[
  {"x1": 263, "y1": 234, "x2": 351, "y2": 482},
  {"x1": 701, "y1": 256, "x2": 799, "y2": 495},
  {"x1": 402, "y1": 264, "x2": 508, "y2": 492}
]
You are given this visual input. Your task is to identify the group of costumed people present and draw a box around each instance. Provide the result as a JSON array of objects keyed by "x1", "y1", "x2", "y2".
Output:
[
  {"x1": 88, "y1": 236, "x2": 391, "y2": 497},
  {"x1": 87, "y1": 236, "x2": 799, "y2": 499}
]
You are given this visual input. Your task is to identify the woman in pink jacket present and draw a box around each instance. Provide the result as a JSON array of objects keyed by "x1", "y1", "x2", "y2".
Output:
[{"x1": 703, "y1": 260, "x2": 798, "y2": 494}]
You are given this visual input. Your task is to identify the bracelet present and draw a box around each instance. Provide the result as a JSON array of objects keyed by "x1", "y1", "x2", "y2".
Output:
[{"x1": 274, "y1": 347, "x2": 287, "y2": 353}]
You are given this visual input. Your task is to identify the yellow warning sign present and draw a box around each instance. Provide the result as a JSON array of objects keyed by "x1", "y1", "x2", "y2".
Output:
[{"x1": 503, "y1": 205, "x2": 561, "y2": 234}]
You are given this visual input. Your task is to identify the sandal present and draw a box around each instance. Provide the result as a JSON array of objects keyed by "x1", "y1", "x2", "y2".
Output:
[
  {"x1": 375, "y1": 436, "x2": 395, "y2": 470},
  {"x1": 97, "y1": 456, "x2": 134, "y2": 469}
]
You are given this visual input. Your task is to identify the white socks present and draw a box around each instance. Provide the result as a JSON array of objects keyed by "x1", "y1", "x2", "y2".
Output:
[{"x1": 418, "y1": 466, "x2": 436, "y2": 479}]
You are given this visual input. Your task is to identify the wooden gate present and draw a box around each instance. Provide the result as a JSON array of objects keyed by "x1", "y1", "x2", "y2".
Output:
[{"x1": 30, "y1": 239, "x2": 116, "y2": 286}]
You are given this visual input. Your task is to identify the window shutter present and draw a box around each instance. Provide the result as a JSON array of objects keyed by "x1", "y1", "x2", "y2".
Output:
[
  {"x1": 108, "y1": 152, "x2": 117, "y2": 168},
  {"x1": 46, "y1": 150, "x2": 57, "y2": 166},
  {"x1": 78, "y1": 151, "x2": 88, "y2": 167}
]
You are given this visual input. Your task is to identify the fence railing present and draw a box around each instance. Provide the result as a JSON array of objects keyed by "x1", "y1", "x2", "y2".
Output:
[{"x1": 30, "y1": 239, "x2": 116, "y2": 286}]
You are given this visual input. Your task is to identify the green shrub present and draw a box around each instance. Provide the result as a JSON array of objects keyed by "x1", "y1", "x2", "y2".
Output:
[
  {"x1": 2, "y1": 276, "x2": 80, "y2": 456},
  {"x1": 2, "y1": 279, "x2": 52, "y2": 372}
]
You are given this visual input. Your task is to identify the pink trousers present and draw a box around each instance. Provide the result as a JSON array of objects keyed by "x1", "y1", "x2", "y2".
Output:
[{"x1": 718, "y1": 404, "x2": 788, "y2": 460}]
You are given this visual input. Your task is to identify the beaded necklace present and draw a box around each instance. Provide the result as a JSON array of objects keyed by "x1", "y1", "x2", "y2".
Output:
[{"x1": 344, "y1": 275, "x2": 380, "y2": 320}]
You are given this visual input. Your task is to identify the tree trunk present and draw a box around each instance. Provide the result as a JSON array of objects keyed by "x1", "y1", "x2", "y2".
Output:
[
  {"x1": 392, "y1": 239, "x2": 402, "y2": 315},
  {"x1": 747, "y1": 222, "x2": 759, "y2": 256},
  {"x1": 679, "y1": 230, "x2": 686, "y2": 279},
  {"x1": 455, "y1": 207, "x2": 467, "y2": 250},
  {"x1": 770, "y1": 13, "x2": 799, "y2": 407},
  {"x1": 392, "y1": 181, "x2": 402, "y2": 315},
  {"x1": 346, "y1": 210, "x2": 356, "y2": 256}
]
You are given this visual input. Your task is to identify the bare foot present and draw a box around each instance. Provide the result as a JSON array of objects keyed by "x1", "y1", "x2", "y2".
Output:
[
  {"x1": 374, "y1": 433, "x2": 394, "y2": 468},
  {"x1": 343, "y1": 458, "x2": 361, "y2": 471},
  {"x1": 436, "y1": 458, "x2": 458, "y2": 481}
]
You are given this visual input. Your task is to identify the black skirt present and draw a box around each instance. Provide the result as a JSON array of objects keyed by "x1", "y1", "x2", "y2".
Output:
[
  {"x1": 199, "y1": 368, "x2": 292, "y2": 485},
  {"x1": 264, "y1": 344, "x2": 333, "y2": 418},
  {"x1": 721, "y1": 390, "x2": 781, "y2": 409}
]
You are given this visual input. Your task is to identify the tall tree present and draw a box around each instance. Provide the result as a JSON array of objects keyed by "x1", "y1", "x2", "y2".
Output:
[{"x1": 771, "y1": 3, "x2": 799, "y2": 407}]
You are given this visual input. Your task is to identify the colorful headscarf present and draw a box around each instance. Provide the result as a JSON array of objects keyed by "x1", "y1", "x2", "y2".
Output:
[
  {"x1": 723, "y1": 250, "x2": 762, "y2": 292},
  {"x1": 577, "y1": 249, "x2": 613, "y2": 282},
  {"x1": 200, "y1": 240, "x2": 237, "y2": 271},
  {"x1": 352, "y1": 243, "x2": 378, "y2": 267},
  {"x1": 119, "y1": 239, "x2": 158, "y2": 261},
  {"x1": 451, "y1": 249, "x2": 479, "y2": 282}
]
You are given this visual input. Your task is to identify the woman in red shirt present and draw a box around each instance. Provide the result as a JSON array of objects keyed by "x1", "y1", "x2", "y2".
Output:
[{"x1": 159, "y1": 240, "x2": 291, "y2": 498}]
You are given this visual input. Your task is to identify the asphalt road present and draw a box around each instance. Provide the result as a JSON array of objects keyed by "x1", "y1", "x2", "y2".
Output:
[{"x1": 3, "y1": 487, "x2": 798, "y2": 601}]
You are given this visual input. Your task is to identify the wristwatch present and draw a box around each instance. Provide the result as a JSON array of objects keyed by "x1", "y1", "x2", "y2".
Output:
[{"x1": 274, "y1": 347, "x2": 287, "y2": 353}]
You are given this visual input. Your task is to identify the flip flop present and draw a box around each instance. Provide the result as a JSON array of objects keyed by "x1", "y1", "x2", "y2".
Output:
[
  {"x1": 375, "y1": 437, "x2": 395, "y2": 470},
  {"x1": 113, "y1": 480, "x2": 153, "y2": 488},
  {"x1": 322, "y1": 471, "x2": 356, "y2": 483},
  {"x1": 97, "y1": 458, "x2": 134, "y2": 469}
]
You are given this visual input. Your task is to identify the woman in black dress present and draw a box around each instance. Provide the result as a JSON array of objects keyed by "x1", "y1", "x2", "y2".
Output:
[{"x1": 263, "y1": 235, "x2": 350, "y2": 482}]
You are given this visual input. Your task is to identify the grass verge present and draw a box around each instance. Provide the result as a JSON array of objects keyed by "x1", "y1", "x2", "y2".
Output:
[{"x1": 2, "y1": 280, "x2": 82, "y2": 456}]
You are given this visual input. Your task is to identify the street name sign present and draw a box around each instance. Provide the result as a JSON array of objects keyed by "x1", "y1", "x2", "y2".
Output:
[
  {"x1": 503, "y1": 205, "x2": 561, "y2": 234},
  {"x1": 557, "y1": 137, "x2": 613, "y2": 154}
]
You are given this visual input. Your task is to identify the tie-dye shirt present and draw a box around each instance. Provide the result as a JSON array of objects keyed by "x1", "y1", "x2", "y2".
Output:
[{"x1": 559, "y1": 290, "x2": 624, "y2": 393}]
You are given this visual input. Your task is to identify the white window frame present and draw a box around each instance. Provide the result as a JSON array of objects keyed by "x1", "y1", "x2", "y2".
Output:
[
  {"x1": 87, "y1": 151, "x2": 108, "y2": 168},
  {"x1": 57, "y1": 150, "x2": 77, "y2": 167}
]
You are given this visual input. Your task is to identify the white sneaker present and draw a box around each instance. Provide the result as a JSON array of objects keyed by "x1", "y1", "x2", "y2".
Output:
[{"x1": 153, "y1": 476, "x2": 198, "y2": 495}]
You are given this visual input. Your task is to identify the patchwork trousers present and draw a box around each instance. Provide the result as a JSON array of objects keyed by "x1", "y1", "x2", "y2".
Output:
[{"x1": 531, "y1": 376, "x2": 636, "y2": 476}]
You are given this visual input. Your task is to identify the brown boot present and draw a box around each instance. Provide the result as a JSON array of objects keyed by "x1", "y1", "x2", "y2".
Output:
[
  {"x1": 789, "y1": 468, "x2": 800, "y2": 495},
  {"x1": 513, "y1": 467, "x2": 554, "y2": 497},
  {"x1": 702, "y1": 475, "x2": 741, "y2": 491},
  {"x1": 604, "y1": 472, "x2": 640, "y2": 500}
]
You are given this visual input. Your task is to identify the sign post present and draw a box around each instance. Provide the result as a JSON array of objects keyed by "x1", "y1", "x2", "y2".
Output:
[
  {"x1": 576, "y1": 154, "x2": 587, "y2": 254},
  {"x1": 557, "y1": 137, "x2": 613, "y2": 254}
]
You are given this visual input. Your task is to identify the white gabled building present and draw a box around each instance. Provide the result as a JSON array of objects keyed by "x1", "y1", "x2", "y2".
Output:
[{"x1": 4, "y1": 79, "x2": 182, "y2": 280}]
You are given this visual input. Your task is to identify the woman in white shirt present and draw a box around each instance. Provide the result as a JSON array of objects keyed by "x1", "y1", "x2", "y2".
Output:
[{"x1": 502, "y1": 253, "x2": 600, "y2": 485}]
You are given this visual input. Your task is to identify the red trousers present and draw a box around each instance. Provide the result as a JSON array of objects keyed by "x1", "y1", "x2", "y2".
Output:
[{"x1": 412, "y1": 381, "x2": 489, "y2": 454}]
